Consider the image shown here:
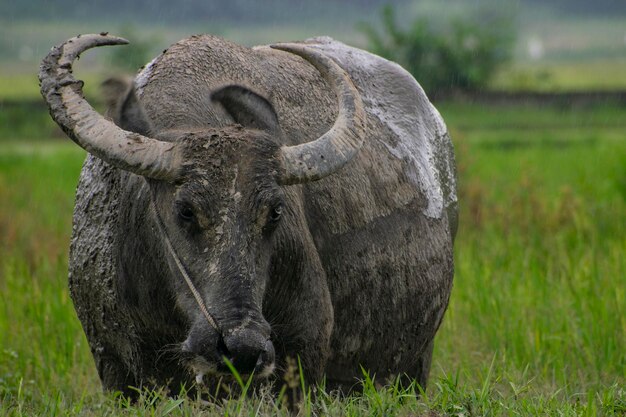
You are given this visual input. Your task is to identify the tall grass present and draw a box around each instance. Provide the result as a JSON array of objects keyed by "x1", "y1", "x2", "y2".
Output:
[
  {"x1": 0, "y1": 104, "x2": 624, "y2": 415},
  {"x1": 435, "y1": 111, "x2": 625, "y2": 395}
]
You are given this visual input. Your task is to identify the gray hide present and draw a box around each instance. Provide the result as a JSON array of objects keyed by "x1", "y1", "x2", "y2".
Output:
[{"x1": 65, "y1": 35, "x2": 456, "y2": 394}]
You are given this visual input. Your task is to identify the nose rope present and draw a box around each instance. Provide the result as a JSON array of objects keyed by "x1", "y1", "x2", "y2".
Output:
[{"x1": 150, "y1": 197, "x2": 221, "y2": 333}]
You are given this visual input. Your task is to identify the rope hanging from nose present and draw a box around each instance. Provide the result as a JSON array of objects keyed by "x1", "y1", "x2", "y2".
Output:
[{"x1": 150, "y1": 196, "x2": 221, "y2": 333}]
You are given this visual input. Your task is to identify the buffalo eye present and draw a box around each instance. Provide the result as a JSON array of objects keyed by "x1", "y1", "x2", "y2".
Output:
[
  {"x1": 177, "y1": 204, "x2": 195, "y2": 222},
  {"x1": 269, "y1": 204, "x2": 283, "y2": 223}
]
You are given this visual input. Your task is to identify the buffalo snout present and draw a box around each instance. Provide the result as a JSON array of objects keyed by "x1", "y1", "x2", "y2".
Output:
[{"x1": 182, "y1": 318, "x2": 275, "y2": 378}]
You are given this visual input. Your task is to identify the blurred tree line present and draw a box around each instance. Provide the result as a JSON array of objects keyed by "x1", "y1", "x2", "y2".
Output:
[
  {"x1": 522, "y1": 0, "x2": 626, "y2": 15},
  {"x1": 108, "y1": 6, "x2": 517, "y2": 93},
  {"x1": 2, "y1": 0, "x2": 624, "y2": 24},
  {"x1": 0, "y1": 0, "x2": 402, "y2": 24},
  {"x1": 359, "y1": 5, "x2": 515, "y2": 95}
]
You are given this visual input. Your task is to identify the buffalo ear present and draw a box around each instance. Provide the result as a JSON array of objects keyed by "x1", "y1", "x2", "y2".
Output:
[
  {"x1": 211, "y1": 85, "x2": 280, "y2": 135},
  {"x1": 118, "y1": 87, "x2": 154, "y2": 136}
]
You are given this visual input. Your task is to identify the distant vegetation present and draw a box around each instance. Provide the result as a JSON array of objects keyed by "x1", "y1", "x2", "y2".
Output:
[
  {"x1": 359, "y1": 5, "x2": 515, "y2": 95},
  {"x1": 522, "y1": 0, "x2": 626, "y2": 15},
  {"x1": 1, "y1": 0, "x2": 624, "y2": 25},
  {"x1": 1, "y1": 0, "x2": 625, "y2": 94},
  {"x1": 109, "y1": 26, "x2": 155, "y2": 72},
  {"x1": 0, "y1": 0, "x2": 402, "y2": 25}
]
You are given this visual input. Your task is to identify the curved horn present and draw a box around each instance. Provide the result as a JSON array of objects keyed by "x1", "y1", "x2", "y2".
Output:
[
  {"x1": 270, "y1": 43, "x2": 366, "y2": 185},
  {"x1": 39, "y1": 34, "x2": 180, "y2": 180}
]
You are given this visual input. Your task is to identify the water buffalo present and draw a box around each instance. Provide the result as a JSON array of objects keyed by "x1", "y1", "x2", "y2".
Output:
[{"x1": 39, "y1": 33, "x2": 457, "y2": 396}]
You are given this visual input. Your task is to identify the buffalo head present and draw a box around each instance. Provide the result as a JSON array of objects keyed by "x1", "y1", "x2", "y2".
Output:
[{"x1": 39, "y1": 34, "x2": 365, "y2": 381}]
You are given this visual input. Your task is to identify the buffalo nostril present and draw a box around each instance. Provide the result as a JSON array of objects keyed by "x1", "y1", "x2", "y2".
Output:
[
  {"x1": 223, "y1": 330, "x2": 273, "y2": 375},
  {"x1": 216, "y1": 336, "x2": 229, "y2": 357},
  {"x1": 255, "y1": 340, "x2": 275, "y2": 376}
]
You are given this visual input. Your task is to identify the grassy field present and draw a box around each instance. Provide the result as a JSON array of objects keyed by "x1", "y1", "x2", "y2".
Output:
[
  {"x1": 0, "y1": 102, "x2": 625, "y2": 415},
  {"x1": 490, "y1": 58, "x2": 626, "y2": 92}
]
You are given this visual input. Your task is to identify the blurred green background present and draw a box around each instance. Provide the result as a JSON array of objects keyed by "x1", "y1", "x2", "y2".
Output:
[
  {"x1": 2, "y1": 0, "x2": 626, "y2": 95},
  {"x1": 1, "y1": 0, "x2": 625, "y2": 415}
]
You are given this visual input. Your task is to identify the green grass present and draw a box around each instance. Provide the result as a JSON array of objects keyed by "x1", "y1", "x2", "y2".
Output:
[
  {"x1": 0, "y1": 72, "x2": 107, "y2": 102},
  {"x1": 0, "y1": 75, "x2": 103, "y2": 141},
  {"x1": 1, "y1": 104, "x2": 625, "y2": 415},
  {"x1": 490, "y1": 58, "x2": 626, "y2": 92}
]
